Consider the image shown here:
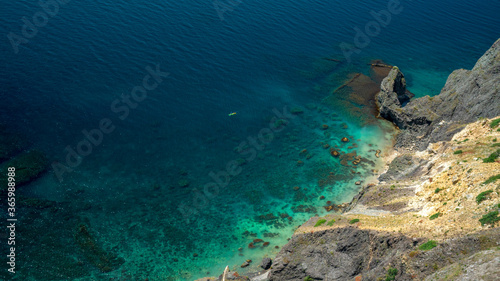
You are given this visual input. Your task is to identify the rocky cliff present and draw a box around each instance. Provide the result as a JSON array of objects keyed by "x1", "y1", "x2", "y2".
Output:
[
  {"x1": 267, "y1": 40, "x2": 500, "y2": 281},
  {"x1": 377, "y1": 38, "x2": 500, "y2": 151}
]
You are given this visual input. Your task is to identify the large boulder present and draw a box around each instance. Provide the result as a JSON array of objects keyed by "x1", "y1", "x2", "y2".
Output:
[
  {"x1": 377, "y1": 67, "x2": 414, "y2": 115},
  {"x1": 261, "y1": 257, "x2": 272, "y2": 270}
]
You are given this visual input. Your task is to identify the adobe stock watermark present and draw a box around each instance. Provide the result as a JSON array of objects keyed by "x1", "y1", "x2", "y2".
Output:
[
  {"x1": 213, "y1": 0, "x2": 242, "y2": 20},
  {"x1": 51, "y1": 64, "x2": 169, "y2": 182},
  {"x1": 7, "y1": 0, "x2": 70, "y2": 54},
  {"x1": 339, "y1": 0, "x2": 403, "y2": 63},
  {"x1": 177, "y1": 106, "x2": 296, "y2": 222}
]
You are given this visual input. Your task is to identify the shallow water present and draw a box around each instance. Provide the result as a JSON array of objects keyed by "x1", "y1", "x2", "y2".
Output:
[{"x1": 1, "y1": 0, "x2": 499, "y2": 280}]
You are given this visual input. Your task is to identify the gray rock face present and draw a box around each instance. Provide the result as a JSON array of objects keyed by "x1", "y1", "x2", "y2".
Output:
[
  {"x1": 268, "y1": 228, "x2": 416, "y2": 281},
  {"x1": 377, "y1": 38, "x2": 500, "y2": 150},
  {"x1": 268, "y1": 228, "x2": 500, "y2": 281},
  {"x1": 378, "y1": 154, "x2": 428, "y2": 182},
  {"x1": 377, "y1": 67, "x2": 415, "y2": 129},
  {"x1": 423, "y1": 249, "x2": 500, "y2": 281}
]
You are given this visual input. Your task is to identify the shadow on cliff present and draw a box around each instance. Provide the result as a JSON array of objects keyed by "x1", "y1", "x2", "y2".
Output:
[{"x1": 268, "y1": 227, "x2": 500, "y2": 281}]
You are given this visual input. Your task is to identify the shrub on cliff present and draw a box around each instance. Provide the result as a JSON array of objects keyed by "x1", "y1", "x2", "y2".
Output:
[
  {"x1": 314, "y1": 219, "x2": 327, "y2": 227},
  {"x1": 483, "y1": 149, "x2": 500, "y2": 163},
  {"x1": 482, "y1": 174, "x2": 500, "y2": 185},
  {"x1": 476, "y1": 190, "x2": 493, "y2": 204},
  {"x1": 429, "y1": 212, "x2": 441, "y2": 220},
  {"x1": 419, "y1": 240, "x2": 437, "y2": 251},
  {"x1": 385, "y1": 268, "x2": 398, "y2": 281},
  {"x1": 349, "y1": 218, "x2": 360, "y2": 224},
  {"x1": 479, "y1": 211, "x2": 500, "y2": 226},
  {"x1": 490, "y1": 118, "x2": 500, "y2": 128},
  {"x1": 453, "y1": 150, "x2": 463, "y2": 154}
]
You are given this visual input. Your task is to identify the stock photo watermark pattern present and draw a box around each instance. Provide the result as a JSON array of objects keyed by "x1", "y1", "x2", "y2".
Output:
[
  {"x1": 5, "y1": 167, "x2": 17, "y2": 274},
  {"x1": 213, "y1": 0, "x2": 242, "y2": 20},
  {"x1": 339, "y1": 0, "x2": 404, "y2": 63},
  {"x1": 3, "y1": 0, "x2": 499, "y2": 279},
  {"x1": 178, "y1": 106, "x2": 297, "y2": 222},
  {"x1": 51, "y1": 64, "x2": 169, "y2": 182},
  {"x1": 7, "y1": 0, "x2": 71, "y2": 54}
]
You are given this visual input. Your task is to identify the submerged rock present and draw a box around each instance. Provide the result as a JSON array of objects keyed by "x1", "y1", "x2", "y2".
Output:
[
  {"x1": 74, "y1": 223, "x2": 125, "y2": 272},
  {"x1": 0, "y1": 150, "x2": 48, "y2": 191}
]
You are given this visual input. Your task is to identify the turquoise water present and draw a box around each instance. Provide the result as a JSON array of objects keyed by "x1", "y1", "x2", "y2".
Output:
[{"x1": 1, "y1": 0, "x2": 499, "y2": 280}]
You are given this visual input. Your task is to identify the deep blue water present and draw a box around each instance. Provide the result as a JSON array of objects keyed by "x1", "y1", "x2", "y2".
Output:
[{"x1": 1, "y1": 0, "x2": 499, "y2": 280}]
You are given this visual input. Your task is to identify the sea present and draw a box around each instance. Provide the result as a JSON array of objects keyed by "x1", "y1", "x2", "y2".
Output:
[{"x1": 0, "y1": 0, "x2": 499, "y2": 280}]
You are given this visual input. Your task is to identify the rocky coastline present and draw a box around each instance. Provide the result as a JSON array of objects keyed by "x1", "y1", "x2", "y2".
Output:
[{"x1": 205, "y1": 39, "x2": 500, "y2": 281}]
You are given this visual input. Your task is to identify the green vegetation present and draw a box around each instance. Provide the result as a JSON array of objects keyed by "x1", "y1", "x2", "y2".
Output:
[
  {"x1": 327, "y1": 219, "x2": 336, "y2": 226},
  {"x1": 435, "y1": 188, "x2": 442, "y2": 194},
  {"x1": 304, "y1": 276, "x2": 314, "y2": 281},
  {"x1": 476, "y1": 190, "x2": 493, "y2": 204},
  {"x1": 349, "y1": 218, "x2": 360, "y2": 224},
  {"x1": 492, "y1": 143, "x2": 500, "y2": 147},
  {"x1": 314, "y1": 219, "x2": 327, "y2": 227},
  {"x1": 479, "y1": 211, "x2": 500, "y2": 226},
  {"x1": 482, "y1": 174, "x2": 500, "y2": 185},
  {"x1": 493, "y1": 138, "x2": 497, "y2": 142},
  {"x1": 490, "y1": 118, "x2": 500, "y2": 128},
  {"x1": 453, "y1": 150, "x2": 463, "y2": 155},
  {"x1": 483, "y1": 149, "x2": 500, "y2": 163},
  {"x1": 429, "y1": 212, "x2": 441, "y2": 220},
  {"x1": 419, "y1": 240, "x2": 437, "y2": 251},
  {"x1": 385, "y1": 267, "x2": 398, "y2": 281}
]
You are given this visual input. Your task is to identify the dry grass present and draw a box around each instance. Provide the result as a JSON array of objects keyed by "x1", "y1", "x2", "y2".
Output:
[{"x1": 297, "y1": 117, "x2": 500, "y2": 240}]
